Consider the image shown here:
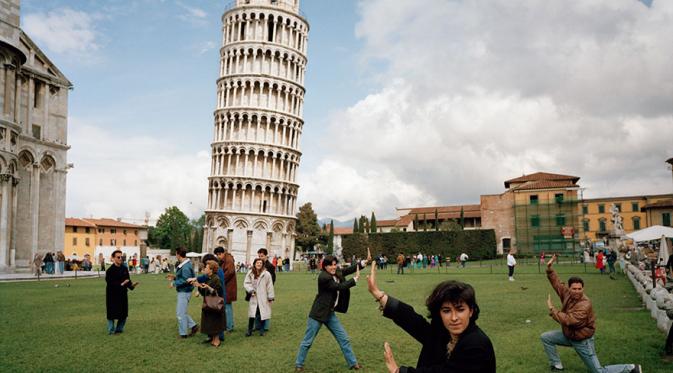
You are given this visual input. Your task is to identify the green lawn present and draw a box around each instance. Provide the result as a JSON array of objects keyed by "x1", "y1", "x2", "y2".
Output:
[{"x1": 0, "y1": 264, "x2": 669, "y2": 372}]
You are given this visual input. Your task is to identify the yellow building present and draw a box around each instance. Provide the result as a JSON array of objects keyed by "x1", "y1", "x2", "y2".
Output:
[
  {"x1": 580, "y1": 194, "x2": 673, "y2": 242},
  {"x1": 64, "y1": 218, "x2": 97, "y2": 257}
]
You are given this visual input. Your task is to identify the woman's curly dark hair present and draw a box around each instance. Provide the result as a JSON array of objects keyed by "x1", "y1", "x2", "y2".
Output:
[{"x1": 426, "y1": 280, "x2": 479, "y2": 324}]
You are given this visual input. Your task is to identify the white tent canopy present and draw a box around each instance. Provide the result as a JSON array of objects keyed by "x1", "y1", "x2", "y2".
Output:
[
  {"x1": 625, "y1": 225, "x2": 673, "y2": 242},
  {"x1": 186, "y1": 252, "x2": 204, "y2": 258},
  {"x1": 658, "y1": 235, "x2": 670, "y2": 264}
]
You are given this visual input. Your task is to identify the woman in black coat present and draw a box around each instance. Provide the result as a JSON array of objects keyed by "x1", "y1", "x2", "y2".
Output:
[
  {"x1": 196, "y1": 260, "x2": 225, "y2": 347},
  {"x1": 367, "y1": 257, "x2": 495, "y2": 372}
]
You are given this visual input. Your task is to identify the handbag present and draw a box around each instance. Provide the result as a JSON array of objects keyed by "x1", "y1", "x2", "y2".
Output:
[
  {"x1": 245, "y1": 291, "x2": 252, "y2": 302},
  {"x1": 203, "y1": 294, "x2": 224, "y2": 312}
]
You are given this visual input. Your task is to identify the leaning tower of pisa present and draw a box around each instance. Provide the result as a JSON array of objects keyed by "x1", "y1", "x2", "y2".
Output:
[{"x1": 203, "y1": 0, "x2": 308, "y2": 266}]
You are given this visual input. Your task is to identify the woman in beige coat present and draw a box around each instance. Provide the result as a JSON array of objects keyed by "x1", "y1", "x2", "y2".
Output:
[{"x1": 244, "y1": 258, "x2": 275, "y2": 336}]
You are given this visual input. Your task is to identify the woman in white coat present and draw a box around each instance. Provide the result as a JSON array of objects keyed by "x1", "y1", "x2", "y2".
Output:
[{"x1": 244, "y1": 258, "x2": 275, "y2": 336}]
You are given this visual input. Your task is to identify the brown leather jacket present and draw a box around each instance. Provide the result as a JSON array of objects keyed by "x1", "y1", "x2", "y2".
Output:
[
  {"x1": 222, "y1": 253, "x2": 237, "y2": 303},
  {"x1": 546, "y1": 268, "x2": 595, "y2": 340}
]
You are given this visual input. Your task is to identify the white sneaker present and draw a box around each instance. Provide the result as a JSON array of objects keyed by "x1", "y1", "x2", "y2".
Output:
[{"x1": 509, "y1": 277, "x2": 515, "y2": 281}]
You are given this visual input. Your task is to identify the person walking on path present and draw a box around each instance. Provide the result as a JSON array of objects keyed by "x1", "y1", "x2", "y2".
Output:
[
  {"x1": 167, "y1": 248, "x2": 198, "y2": 339},
  {"x1": 459, "y1": 253, "x2": 469, "y2": 268},
  {"x1": 256, "y1": 248, "x2": 276, "y2": 332},
  {"x1": 541, "y1": 254, "x2": 641, "y2": 372},
  {"x1": 33, "y1": 253, "x2": 43, "y2": 276},
  {"x1": 44, "y1": 252, "x2": 54, "y2": 274},
  {"x1": 596, "y1": 250, "x2": 605, "y2": 274},
  {"x1": 214, "y1": 246, "x2": 237, "y2": 333},
  {"x1": 55, "y1": 251, "x2": 65, "y2": 274},
  {"x1": 244, "y1": 258, "x2": 275, "y2": 337},
  {"x1": 105, "y1": 250, "x2": 138, "y2": 335},
  {"x1": 507, "y1": 250, "x2": 517, "y2": 281},
  {"x1": 294, "y1": 252, "x2": 370, "y2": 372}
]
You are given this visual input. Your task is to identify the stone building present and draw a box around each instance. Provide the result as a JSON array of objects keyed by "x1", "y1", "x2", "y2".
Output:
[
  {"x1": 0, "y1": 0, "x2": 71, "y2": 272},
  {"x1": 203, "y1": 0, "x2": 308, "y2": 265},
  {"x1": 64, "y1": 218, "x2": 148, "y2": 260}
]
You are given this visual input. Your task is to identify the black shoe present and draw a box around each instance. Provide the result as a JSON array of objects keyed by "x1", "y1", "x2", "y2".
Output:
[
  {"x1": 630, "y1": 364, "x2": 642, "y2": 373},
  {"x1": 259, "y1": 331, "x2": 265, "y2": 336},
  {"x1": 190, "y1": 325, "x2": 199, "y2": 336},
  {"x1": 202, "y1": 338, "x2": 213, "y2": 344},
  {"x1": 178, "y1": 335, "x2": 189, "y2": 339},
  {"x1": 245, "y1": 330, "x2": 252, "y2": 337}
]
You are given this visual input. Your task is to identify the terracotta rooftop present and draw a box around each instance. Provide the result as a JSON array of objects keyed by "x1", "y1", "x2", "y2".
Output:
[
  {"x1": 65, "y1": 218, "x2": 97, "y2": 228},
  {"x1": 401, "y1": 204, "x2": 481, "y2": 214},
  {"x1": 376, "y1": 219, "x2": 399, "y2": 227},
  {"x1": 642, "y1": 199, "x2": 673, "y2": 209},
  {"x1": 82, "y1": 218, "x2": 145, "y2": 229},
  {"x1": 334, "y1": 227, "x2": 353, "y2": 235},
  {"x1": 504, "y1": 172, "x2": 580, "y2": 188},
  {"x1": 510, "y1": 180, "x2": 579, "y2": 191}
]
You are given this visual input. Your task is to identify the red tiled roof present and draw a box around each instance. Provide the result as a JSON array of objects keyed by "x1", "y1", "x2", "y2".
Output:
[
  {"x1": 504, "y1": 172, "x2": 579, "y2": 188},
  {"x1": 403, "y1": 204, "x2": 481, "y2": 215},
  {"x1": 376, "y1": 219, "x2": 399, "y2": 227},
  {"x1": 510, "y1": 180, "x2": 578, "y2": 191},
  {"x1": 83, "y1": 218, "x2": 144, "y2": 229},
  {"x1": 65, "y1": 218, "x2": 97, "y2": 228},
  {"x1": 334, "y1": 227, "x2": 353, "y2": 235},
  {"x1": 396, "y1": 215, "x2": 414, "y2": 227}
]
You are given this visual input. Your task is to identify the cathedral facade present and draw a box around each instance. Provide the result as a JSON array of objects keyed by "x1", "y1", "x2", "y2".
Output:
[
  {"x1": 0, "y1": 0, "x2": 71, "y2": 271},
  {"x1": 203, "y1": 0, "x2": 308, "y2": 265}
]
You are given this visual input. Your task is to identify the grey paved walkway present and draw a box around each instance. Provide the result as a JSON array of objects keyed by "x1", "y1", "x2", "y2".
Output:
[{"x1": 0, "y1": 270, "x2": 102, "y2": 282}]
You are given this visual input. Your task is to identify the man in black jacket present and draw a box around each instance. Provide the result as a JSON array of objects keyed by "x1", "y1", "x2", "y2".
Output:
[{"x1": 294, "y1": 254, "x2": 369, "y2": 372}]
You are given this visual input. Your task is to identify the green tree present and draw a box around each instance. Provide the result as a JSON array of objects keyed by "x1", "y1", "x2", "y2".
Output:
[
  {"x1": 423, "y1": 213, "x2": 428, "y2": 232},
  {"x1": 434, "y1": 208, "x2": 439, "y2": 232},
  {"x1": 370, "y1": 212, "x2": 377, "y2": 233},
  {"x1": 414, "y1": 214, "x2": 419, "y2": 231},
  {"x1": 189, "y1": 214, "x2": 205, "y2": 252},
  {"x1": 460, "y1": 206, "x2": 465, "y2": 229},
  {"x1": 327, "y1": 220, "x2": 335, "y2": 254},
  {"x1": 353, "y1": 218, "x2": 359, "y2": 233},
  {"x1": 359, "y1": 215, "x2": 369, "y2": 233},
  {"x1": 439, "y1": 220, "x2": 463, "y2": 232},
  {"x1": 296, "y1": 202, "x2": 321, "y2": 251},
  {"x1": 154, "y1": 206, "x2": 192, "y2": 254}
]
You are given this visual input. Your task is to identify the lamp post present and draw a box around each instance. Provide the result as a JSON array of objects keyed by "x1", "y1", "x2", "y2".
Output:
[{"x1": 666, "y1": 157, "x2": 673, "y2": 192}]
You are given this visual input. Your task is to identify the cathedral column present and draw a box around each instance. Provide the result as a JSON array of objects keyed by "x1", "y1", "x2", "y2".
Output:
[
  {"x1": 0, "y1": 175, "x2": 10, "y2": 268},
  {"x1": 223, "y1": 187, "x2": 229, "y2": 209},
  {"x1": 30, "y1": 164, "x2": 40, "y2": 259}
]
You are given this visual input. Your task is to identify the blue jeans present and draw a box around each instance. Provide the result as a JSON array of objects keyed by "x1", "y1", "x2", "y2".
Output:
[
  {"x1": 541, "y1": 330, "x2": 634, "y2": 373},
  {"x1": 295, "y1": 313, "x2": 358, "y2": 368},
  {"x1": 225, "y1": 303, "x2": 234, "y2": 331},
  {"x1": 176, "y1": 291, "x2": 197, "y2": 336},
  {"x1": 107, "y1": 318, "x2": 126, "y2": 334},
  {"x1": 57, "y1": 261, "x2": 64, "y2": 274}
]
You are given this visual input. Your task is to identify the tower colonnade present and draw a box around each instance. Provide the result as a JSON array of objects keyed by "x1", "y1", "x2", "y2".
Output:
[{"x1": 203, "y1": 0, "x2": 308, "y2": 266}]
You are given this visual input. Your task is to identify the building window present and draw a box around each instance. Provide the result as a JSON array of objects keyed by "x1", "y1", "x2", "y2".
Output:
[
  {"x1": 555, "y1": 214, "x2": 566, "y2": 226},
  {"x1": 110, "y1": 239, "x2": 115, "y2": 245},
  {"x1": 73, "y1": 227, "x2": 78, "y2": 233},
  {"x1": 555, "y1": 193, "x2": 564, "y2": 203},
  {"x1": 72, "y1": 237, "x2": 77, "y2": 245},
  {"x1": 583, "y1": 219, "x2": 590, "y2": 232},
  {"x1": 111, "y1": 229, "x2": 116, "y2": 234},
  {"x1": 135, "y1": 230, "x2": 138, "y2": 235},
  {"x1": 502, "y1": 238, "x2": 511, "y2": 250},
  {"x1": 664, "y1": 213, "x2": 672, "y2": 227},
  {"x1": 632, "y1": 202, "x2": 639, "y2": 212},
  {"x1": 33, "y1": 80, "x2": 42, "y2": 108},
  {"x1": 85, "y1": 227, "x2": 90, "y2": 233},
  {"x1": 615, "y1": 203, "x2": 621, "y2": 212},
  {"x1": 123, "y1": 229, "x2": 127, "y2": 235},
  {"x1": 599, "y1": 219, "x2": 606, "y2": 232},
  {"x1": 32, "y1": 124, "x2": 41, "y2": 139},
  {"x1": 134, "y1": 240, "x2": 138, "y2": 246},
  {"x1": 530, "y1": 195, "x2": 538, "y2": 205},
  {"x1": 85, "y1": 238, "x2": 90, "y2": 246},
  {"x1": 632, "y1": 217, "x2": 640, "y2": 230},
  {"x1": 598, "y1": 204, "x2": 605, "y2": 213},
  {"x1": 582, "y1": 205, "x2": 588, "y2": 214},
  {"x1": 98, "y1": 228, "x2": 104, "y2": 234},
  {"x1": 123, "y1": 239, "x2": 126, "y2": 246},
  {"x1": 99, "y1": 239, "x2": 103, "y2": 246},
  {"x1": 531, "y1": 215, "x2": 540, "y2": 227}
]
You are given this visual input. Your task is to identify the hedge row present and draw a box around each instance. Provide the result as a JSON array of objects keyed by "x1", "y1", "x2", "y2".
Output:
[{"x1": 342, "y1": 230, "x2": 497, "y2": 260}]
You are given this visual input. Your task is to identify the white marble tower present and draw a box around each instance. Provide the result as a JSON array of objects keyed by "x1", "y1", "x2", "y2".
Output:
[{"x1": 203, "y1": 0, "x2": 308, "y2": 266}]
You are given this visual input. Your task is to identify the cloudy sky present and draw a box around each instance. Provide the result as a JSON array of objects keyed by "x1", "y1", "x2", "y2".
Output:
[{"x1": 21, "y1": 0, "x2": 673, "y2": 224}]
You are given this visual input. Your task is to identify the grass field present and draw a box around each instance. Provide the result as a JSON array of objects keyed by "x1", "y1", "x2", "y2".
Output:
[{"x1": 0, "y1": 263, "x2": 669, "y2": 372}]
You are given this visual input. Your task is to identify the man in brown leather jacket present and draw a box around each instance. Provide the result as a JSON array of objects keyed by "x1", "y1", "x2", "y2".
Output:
[{"x1": 541, "y1": 254, "x2": 641, "y2": 372}]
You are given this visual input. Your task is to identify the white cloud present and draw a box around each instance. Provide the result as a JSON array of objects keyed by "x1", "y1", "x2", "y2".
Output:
[
  {"x1": 177, "y1": 2, "x2": 208, "y2": 25},
  {"x1": 23, "y1": 8, "x2": 99, "y2": 55},
  {"x1": 66, "y1": 119, "x2": 210, "y2": 222},
  {"x1": 301, "y1": 0, "x2": 673, "y2": 220}
]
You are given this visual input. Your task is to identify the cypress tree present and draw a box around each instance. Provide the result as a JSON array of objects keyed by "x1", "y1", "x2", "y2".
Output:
[
  {"x1": 327, "y1": 220, "x2": 334, "y2": 254},
  {"x1": 414, "y1": 214, "x2": 419, "y2": 231},
  {"x1": 353, "y1": 218, "x2": 359, "y2": 233},
  {"x1": 370, "y1": 212, "x2": 377, "y2": 233},
  {"x1": 460, "y1": 206, "x2": 465, "y2": 229},
  {"x1": 434, "y1": 208, "x2": 439, "y2": 231},
  {"x1": 423, "y1": 213, "x2": 427, "y2": 231}
]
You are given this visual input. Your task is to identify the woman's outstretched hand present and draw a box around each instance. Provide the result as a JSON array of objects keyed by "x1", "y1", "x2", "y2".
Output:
[{"x1": 384, "y1": 342, "x2": 399, "y2": 373}]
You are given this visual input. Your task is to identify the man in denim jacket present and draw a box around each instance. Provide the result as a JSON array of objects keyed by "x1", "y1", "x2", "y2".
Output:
[{"x1": 171, "y1": 248, "x2": 198, "y2": 338}]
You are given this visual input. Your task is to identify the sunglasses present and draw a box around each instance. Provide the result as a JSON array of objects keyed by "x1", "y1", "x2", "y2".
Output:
[{"x1": 114, "y1": 256, "x2": 122, "y2": 259}]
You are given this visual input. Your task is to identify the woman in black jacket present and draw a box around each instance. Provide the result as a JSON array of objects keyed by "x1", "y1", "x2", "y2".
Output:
[{"x1": 367, "y1": 259, "x2": 495, "y2": 372}]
